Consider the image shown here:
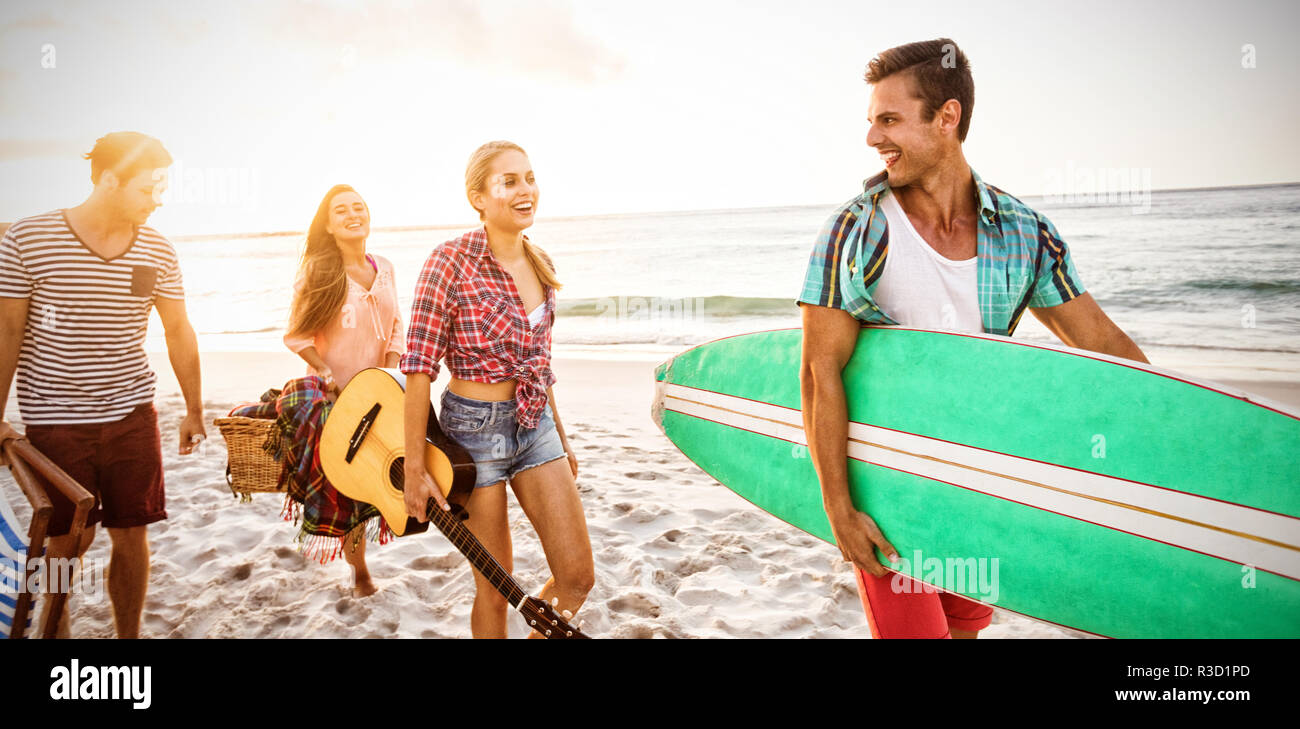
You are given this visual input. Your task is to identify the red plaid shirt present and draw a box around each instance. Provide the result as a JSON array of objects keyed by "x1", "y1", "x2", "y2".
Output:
[{"x1": 400, "y1": 228, "x2": 557, "y2": 428}]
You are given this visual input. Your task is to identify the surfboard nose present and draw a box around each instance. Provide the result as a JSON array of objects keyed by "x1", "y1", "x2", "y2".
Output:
[
  {"x1": 651, "y1": 358, "x2": 672, "y2": 434},
  {"x1": 653, "y1": 358, "x2": 670, "y2": 383},
  {"x1": 651, "y1": 380, "x2": 666, "y2": 433}
]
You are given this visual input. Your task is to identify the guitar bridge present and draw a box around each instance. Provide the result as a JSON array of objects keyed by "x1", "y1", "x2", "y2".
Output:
[{"x1": 345, "y1": 403, "x2": 381, "y2": 464}]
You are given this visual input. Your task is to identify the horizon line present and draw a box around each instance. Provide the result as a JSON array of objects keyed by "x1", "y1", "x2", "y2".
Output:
[{"x1": 4, "y1": 180, "x2": 1295, "y2": 241}]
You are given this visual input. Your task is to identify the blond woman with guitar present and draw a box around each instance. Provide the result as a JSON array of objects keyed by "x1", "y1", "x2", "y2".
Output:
[{"x1": 399, "y1": 142, "x2": 594, "y2": 638}]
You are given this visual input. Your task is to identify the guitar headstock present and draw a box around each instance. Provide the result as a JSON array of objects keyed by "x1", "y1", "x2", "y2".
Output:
[{"x1": 520, "y1": 596, "x2": 590, "y2": 639}]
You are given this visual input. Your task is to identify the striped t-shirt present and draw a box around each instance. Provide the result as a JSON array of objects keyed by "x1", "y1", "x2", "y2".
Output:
[{"x1": 0, "y1": 210, "x2": 184, "y2": 425}]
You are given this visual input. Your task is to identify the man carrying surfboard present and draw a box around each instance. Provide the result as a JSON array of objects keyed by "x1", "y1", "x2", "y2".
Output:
[{"x1": 797, "y1": 39, "x2": 1148, "y2": 638}]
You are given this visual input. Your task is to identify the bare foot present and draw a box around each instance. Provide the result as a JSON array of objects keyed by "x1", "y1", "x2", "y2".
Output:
[
  {"x1": 351, "y1": 574, "x2": 379, "y2": 598},
  {"x1": 341, "y1": 531, "x2": 377, "y2": 598}
]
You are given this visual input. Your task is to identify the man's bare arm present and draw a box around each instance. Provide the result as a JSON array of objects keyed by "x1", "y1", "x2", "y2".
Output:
[
  {"x1": 0, "y1": 297, "x2": 28, "y2": 418},
  {"x1": 0, "y1": 297, "x2": 29, "y2": 465},
  {"x1": 800, "y1": 303, "x2": 898, "y2": 576},
  {"x1": 1030, "y1": 292, "x2": 1149, "y2": 363},
  {"x1": 154, "y1": 296, "x2": 206, "y2": 454}
]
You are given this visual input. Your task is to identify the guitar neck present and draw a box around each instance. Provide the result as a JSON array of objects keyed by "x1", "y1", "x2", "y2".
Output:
[{"x1": 425, "y1": 501, "x2": 527, "y2": 608}]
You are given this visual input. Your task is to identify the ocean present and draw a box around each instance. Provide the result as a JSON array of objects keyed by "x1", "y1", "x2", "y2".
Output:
[{"x1": 154, "y1": 183, "x2": 1300, "y2": 379}]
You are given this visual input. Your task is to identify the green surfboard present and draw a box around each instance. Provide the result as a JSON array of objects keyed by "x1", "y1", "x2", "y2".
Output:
[{"x1": 652, "y1": 327, "x2": 1300, "y2": 638}]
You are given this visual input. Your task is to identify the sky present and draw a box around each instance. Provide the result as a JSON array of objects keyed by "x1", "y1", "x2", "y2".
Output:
[{"x1": 0, "y1": 0, "x2": 1297, "y2": 235}]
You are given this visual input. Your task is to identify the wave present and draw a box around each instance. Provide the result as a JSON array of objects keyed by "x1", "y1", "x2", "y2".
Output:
[
  {"x1": 190, "y1": 320, "x2": 1298, "y2": 356},
  {"x1": 1180, "y1": 279, "x2": 1300, "y2": 295},
  {"x1": 1134, "y1": 341, "x2": 1300, "y2": 355},
  {"x1": 205, "y1": 326, "x2": 282, "y2": 335},
  {"x1": 557, "y1": 295, "x2": 797, "y2": 318},
  {"x1": 554, "y1": 332, "x2": 730, "y2": 347},
  {"x1": 1117, "y1": 341, "x2": 1299, "y2": 356}
]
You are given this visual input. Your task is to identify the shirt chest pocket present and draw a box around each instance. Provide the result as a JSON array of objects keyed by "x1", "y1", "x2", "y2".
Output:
[
  {"x1": 128, "y1": 265, "x2": 158, "y2": 298},
  {"x1": 1004, "y1": 256, "x2": 1039, "y2": 311},
  {"x1": 476, "y1": 293, "x2": 514, "y2": 341}
]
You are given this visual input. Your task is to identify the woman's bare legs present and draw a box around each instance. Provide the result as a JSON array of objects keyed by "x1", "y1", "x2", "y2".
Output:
[
  {"x1": 461, "y1": 482, "x2": 512, "y2": 638},
  {"x1": 341, "y1": 525, "x2": 377, "y2": 597},
  {"x1": 509, "y1": 458, "x2": 594, "y2": 638}
]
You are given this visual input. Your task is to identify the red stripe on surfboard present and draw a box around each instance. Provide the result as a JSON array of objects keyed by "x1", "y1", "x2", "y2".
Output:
[
  {"x1": 662, "y1": 326, "x2": 1300, "y2": 421},
  {"x1": 661, "y1": 403, "x2": 1300, "y2": 584},
  {"x1": 664, "y1": 382, "x2": 1300, "y2": 522}
]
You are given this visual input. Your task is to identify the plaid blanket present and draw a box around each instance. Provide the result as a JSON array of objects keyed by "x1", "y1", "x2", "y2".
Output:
[{"x1": 230, "y1": 376, "x2": 392, "y2": 563}]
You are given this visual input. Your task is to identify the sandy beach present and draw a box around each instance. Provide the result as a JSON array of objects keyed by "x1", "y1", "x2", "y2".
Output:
[{"x1": 3, "y1": 348, "x2": 1296, "y2": 639}]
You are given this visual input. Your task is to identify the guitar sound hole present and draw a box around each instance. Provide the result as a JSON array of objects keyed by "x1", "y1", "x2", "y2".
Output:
[{"x1": 389, "y1": 457, "x2": 405, "y2": 491}]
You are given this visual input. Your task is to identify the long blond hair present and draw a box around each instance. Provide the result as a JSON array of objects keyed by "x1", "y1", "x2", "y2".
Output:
[
  {"x1": 287, "y1": 184, "x2": 356, "y2": 338},
  {"x1": 465, "y1": 141, "x2": 561, "y2": 291}
]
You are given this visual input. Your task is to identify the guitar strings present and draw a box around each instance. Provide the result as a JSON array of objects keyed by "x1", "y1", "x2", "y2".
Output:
[
  {"x1": 410, "y1": 486, "x2": 580, "y2": 635},
  {"x1": 340, "y1": 391, "x2": 580, "y2": 637},
  {"x1": 416, "y1": 499, "x2": 578, "y2": 634},
  {"x1": 424, "y1": 502, "x2": 526, "y2": 603},
  {"x1": 386, "y1": 458, "x2": 524, "y2": 600},
  {"x1": 393, "y1": 466, "x2": 528, "y2": 604}
]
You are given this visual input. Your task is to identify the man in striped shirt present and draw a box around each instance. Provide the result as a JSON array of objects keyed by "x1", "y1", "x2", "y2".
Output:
[
  {"x1": 799, "y1": 40, "x2": 1147, "y2": 638},
  {"x1": 0, "y1": 132, "x2": 205, "y2": 638}
]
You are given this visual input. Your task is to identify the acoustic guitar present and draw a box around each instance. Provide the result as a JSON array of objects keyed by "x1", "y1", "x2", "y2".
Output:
[{"x1": 320, "y1": 368, "x2": 589, "y2": 639}]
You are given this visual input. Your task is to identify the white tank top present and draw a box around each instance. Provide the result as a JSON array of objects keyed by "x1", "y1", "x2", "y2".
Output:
[{"x1": 872, "y1": 192, "x2": 983, "y2": 334}]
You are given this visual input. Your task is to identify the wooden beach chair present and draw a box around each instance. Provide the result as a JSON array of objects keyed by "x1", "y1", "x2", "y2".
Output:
[{"x1": 1, "y1": 435, "x2": 94, "y2": 639}]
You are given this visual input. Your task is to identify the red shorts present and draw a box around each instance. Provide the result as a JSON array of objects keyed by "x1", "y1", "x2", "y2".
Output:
[
  {"x1": 856, "y1": 567, "x2": 994, "y2": 639},
  {"x1": 24, "y1": 402, "x2": 166, "y2": 536}
]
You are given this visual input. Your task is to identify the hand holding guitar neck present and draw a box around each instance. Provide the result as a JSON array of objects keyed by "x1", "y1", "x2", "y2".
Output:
[
  {"x1": 320, "y1": 368, "x2": 592, "y2": 639},
  {"x1": 404, "y1": 461, "x2": 448, "y2": 520}
]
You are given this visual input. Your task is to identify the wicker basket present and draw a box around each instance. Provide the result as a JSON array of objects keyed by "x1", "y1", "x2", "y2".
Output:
[{"x1": 214, "y1": 416, "x2": 286, "y2": 497}]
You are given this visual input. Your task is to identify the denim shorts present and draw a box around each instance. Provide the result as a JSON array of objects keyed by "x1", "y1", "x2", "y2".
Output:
[{"x1": 438, "y1": 389, "x2": 568, "y2": 489}]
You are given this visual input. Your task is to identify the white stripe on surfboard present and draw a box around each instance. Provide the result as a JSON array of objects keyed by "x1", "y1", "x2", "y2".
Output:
[{"x1": 661, "y1": 382, "x2": 1300, "y2": 582}]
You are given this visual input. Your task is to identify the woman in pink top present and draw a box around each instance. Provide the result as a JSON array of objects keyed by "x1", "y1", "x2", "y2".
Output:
[{"x1": 283, "y1": 184, "x2": 405, "y2": 596}]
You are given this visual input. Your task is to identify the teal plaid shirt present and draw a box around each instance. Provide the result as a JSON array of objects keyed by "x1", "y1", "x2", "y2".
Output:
[{"x1": 797, "y1": 169, "x2": 1086, "y2": 336}]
